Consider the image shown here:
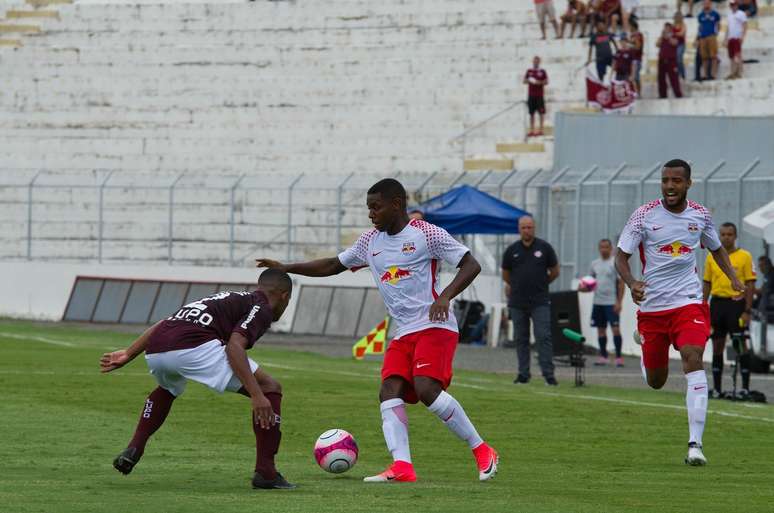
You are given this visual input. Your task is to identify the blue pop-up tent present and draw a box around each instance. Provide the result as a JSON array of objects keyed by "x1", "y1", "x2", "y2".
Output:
[{"x1": 412, "y1": 185, "x2": 530, "y2": 235}]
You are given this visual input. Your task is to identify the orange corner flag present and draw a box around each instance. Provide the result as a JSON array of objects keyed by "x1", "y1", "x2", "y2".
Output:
[{"x1": 352, "y1": 317, "x2": 389, "y2": 360}]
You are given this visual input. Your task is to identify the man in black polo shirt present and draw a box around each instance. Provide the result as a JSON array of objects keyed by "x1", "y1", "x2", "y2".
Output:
[{"x1": 501, "y1": 216, "x2": 560, "y2": 385}]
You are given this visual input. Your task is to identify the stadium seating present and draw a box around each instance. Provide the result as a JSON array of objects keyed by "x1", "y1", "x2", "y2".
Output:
[{"x1": 1, "y1": 0, "x2": 773, "y2": 265}]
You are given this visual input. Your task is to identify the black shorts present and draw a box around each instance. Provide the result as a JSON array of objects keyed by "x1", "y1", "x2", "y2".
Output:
[
  {"x1": 591, "y1": 304, "x2": 620, "y2": 328},
  {"x1": 528, "y1": 96, "x2": 545, "y2": 115},
  {"x1": 710, "y1": 297, "x2": 745, "y2": 339}
]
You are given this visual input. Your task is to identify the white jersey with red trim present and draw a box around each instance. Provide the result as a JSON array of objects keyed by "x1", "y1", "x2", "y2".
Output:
[
  {"x1": 617, "y1": 199, "x2": 721, "y2": 313},
  {"x1": 338, "y1": 219, "x2": 470, "y2": 339}
]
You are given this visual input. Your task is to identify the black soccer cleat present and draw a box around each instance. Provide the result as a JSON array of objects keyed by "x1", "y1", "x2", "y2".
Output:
[
  {"x1": 252, "y1": 471, "x2": 296, "y2": 490},
  {"x1": 113, "y1": 447, "x2": 139, "y2": 475}
]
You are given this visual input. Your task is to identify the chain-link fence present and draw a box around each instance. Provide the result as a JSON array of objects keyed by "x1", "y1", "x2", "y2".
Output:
[{"x1": 2, "y1": 162, "x2": 771, "y2": 290}]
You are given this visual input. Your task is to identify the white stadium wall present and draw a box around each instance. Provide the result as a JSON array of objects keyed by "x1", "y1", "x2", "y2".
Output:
[{"x1": 0, "y1": 260, "x2": 726, "y2": 362}]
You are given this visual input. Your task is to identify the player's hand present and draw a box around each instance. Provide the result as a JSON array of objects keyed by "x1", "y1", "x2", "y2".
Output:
[
  {"x1": 730, "y1": 278, "x2": 746, "y2": 299},
  {"x1": 629, "y1": 281, "x2": 646, "y2": 305},
  {"x1": 740, "y1": 311, "x2": 751, "y2": 328},
  {"x1": 429, "y1": 296, "x2": 451, "y2": 322},
  {"x1": 100, "y1": 350, "x2": 131, "y2": 373},
  {"x1": 255, "y1": 258, "x2": 286, "y2": 271},
  {"x1": 251, "y1": 394, "x2": 276, "y2": 430},
  {"x1": 613, "y1": 302, "x2": 622, "y2": 315},
  {"x1": 504, "y1": 283, "x2": 511, "y2": 298}
]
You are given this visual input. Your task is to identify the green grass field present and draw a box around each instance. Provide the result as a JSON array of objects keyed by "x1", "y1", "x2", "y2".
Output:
[{"x1": 1, "y1": 319, "x2": 773, "y2": 513}]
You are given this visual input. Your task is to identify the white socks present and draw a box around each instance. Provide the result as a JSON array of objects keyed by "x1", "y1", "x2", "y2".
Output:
[
  {"x1": 640, "y1": 355, "x2": 648, "y2": 384},
  {"x1": 428, "y1": 391, "x2": 483, "y2": 449},
  {"x1": 685, "y1": 370, "x2": 708, "y2": 445},
  {"x1": 380, "y1": 399, "x2": 411, "y2": 463}
]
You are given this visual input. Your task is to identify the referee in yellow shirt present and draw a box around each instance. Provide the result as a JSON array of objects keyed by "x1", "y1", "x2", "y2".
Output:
[{"x1": 702, "y1": 222, "x2": 757, "y2": 398}]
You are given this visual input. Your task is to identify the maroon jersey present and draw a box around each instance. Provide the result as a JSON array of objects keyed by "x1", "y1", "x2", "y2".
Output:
[
  {"x1": 658, "y1": 36, "x2": 678, "y2": 61},
  {"x1": 146, "y1": 290, "x2": 273, "y2": 354},
  {"x1": 525, "y1": 68, "x2": 548, "y2": 98},
  {"x1": 630, "y1": 31, "x2": 644, "y2": 60},
  {"x1": 614, "y1": 48, "x2": 634, "y2": 74}
]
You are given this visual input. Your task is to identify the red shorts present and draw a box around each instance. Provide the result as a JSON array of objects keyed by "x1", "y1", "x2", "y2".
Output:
[
  {"x1": 728, "y1": 38, "x2": 742, "y2": 59},
  {"x1": 381, "y1": 328, "x2": 458, "y2": 404},
  {"x1": 637, "y1": 303, "x2": 710, "y2": 369}
]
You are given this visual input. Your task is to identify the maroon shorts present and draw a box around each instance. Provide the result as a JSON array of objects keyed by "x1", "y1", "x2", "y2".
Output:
[
  {"x1": 382, "y1": 328, "x2": 457, "y2": 404},
  {"x1": 637, "y1": 303, "x2": 710, "y2": 369},
  {"x1": 728, "y1": 38, "x2": 742, "y2": 59}
]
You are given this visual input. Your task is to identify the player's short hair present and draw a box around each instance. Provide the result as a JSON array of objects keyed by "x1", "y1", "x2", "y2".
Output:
[
  {"x1": 720, "y1": 222, "x2": 737, "y2": 235},
  {"x1": 258, "y1": 268, "x2": 292, "y2": 293},
  {"x1": 663, "y1": 159, "x2": 691, "y2": 179},
  {"x1": 368, "y1": 178, "x2": 407, "y2": 206},
  {"x1": 599, "y1": 238, "x2": 612, "y2": 245}
]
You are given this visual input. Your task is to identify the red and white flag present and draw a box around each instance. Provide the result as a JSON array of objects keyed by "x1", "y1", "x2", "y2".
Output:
[{"x1": 585, "y1": 68, "x2": 637, "y2": 114}]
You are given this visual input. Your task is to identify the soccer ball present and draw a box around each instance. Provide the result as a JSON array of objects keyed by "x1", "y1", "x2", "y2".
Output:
[
  {"x1": 314, "y1": 429, "x2": 359, "y2": 474},
  {"x1": 579, "y1": 275, "x2": 597, "y2": 291}
]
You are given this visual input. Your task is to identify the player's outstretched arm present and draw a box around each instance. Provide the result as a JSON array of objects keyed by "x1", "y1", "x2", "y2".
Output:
[
  {"x1": 429, "y1": 252, "x2": 481, "y2": 322},
  {"x1": 224, "y1": 332, "x2": 275, "y2": 430},
  {"x1": 614, "y1": 249, "x2": 646, "y2": 304},
  {"x1": 99, "y1": 321, "x2": 162, "y2": 373},
  {"x1": 709, "y1": 247, "x2": 746, "y2": 298},
  {"x1": 256, "y1": 257, "x2": 347, "y2": 277}
]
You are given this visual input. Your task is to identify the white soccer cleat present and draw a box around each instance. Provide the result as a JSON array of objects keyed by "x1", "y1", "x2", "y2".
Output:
[
  {"x1": 685, "y1": 443, "x2": 707, "y2": 466},
  {"x1": 633, "y1": 329, "x2": 642, "y2": 345}
]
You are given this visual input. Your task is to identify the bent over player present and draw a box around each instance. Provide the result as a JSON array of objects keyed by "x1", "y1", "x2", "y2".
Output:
[
  {"x1": 615, "y1": 159, "x2": 744, "y2": 466},
  {"x1": 100, "y1": 269, "x2": 296, "y2": 489},
  {"x1": 257, "y1": 178, "x2": 498, "y2": 483}
]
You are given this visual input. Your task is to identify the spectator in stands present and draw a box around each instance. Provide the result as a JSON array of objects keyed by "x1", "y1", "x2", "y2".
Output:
[
  {"x1": 613, "y1": 38, "x2": 636, "y2": 80},
  {"x1": 629, "y1": 19, "x2": 645, "y2": 92},
  {"x1": 534, "y1": 0, "x2": 561, "y2": 39},
  {"x1": 620, "y1": 0, "x2": 639, "y2": 37},
  {"x1": 677, "y1": 0, "x2": 698, "y2": 18},
  {"x1": 725, "y1": 0, "x2": 748, "y2": 79},
  {"x1": 524, "y1": 56, "x2": 549, "y2": 137},
  {"x1": 657, "y1": 23, "x2": 683, "y2": 98},
  {"x1": 501, "y1": 216, "x2": 560, "y2": 386},
  {"x1": 560, "y1": 0, "x2": 589, "y2": 38},
  {"x1": 697, "y1": 0, "x2": 721, "y2": 80},
  {"x1": 673, "y1": 12, "x2": 688, "y2": 79},
  {"x1": 738, "y1": 0, "x2": 757, "y2": 18},
  {"x1": 598, "y1": 0, "x2": 622, "y2": 34},
  {"x1": 587, "y1": 18, "x2": 619, "y2": 81}
]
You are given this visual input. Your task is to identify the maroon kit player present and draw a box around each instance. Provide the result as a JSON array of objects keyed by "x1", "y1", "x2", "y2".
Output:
[{"x1": 100, "y1": 269, "x2": 295, "y2": 489}]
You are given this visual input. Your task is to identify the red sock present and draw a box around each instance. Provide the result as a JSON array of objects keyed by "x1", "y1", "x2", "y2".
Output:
[
  {"x1": 127, "y1": 386, "x2": 175, "y2": 459},
  {"x1": 253, "y1": 392, "x2": 282, "y2": 479}
]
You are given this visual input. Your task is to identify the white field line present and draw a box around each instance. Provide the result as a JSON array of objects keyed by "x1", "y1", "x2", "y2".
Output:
[
  {"x1": 0, "y1": 331, "x2": 75, "y2": 347},
  {"x1": 0, "y1": 335, "x2": 771, "y2": 423},
  {"x1": 535, "y1": 391, "x2": 774, "y2": 424}
]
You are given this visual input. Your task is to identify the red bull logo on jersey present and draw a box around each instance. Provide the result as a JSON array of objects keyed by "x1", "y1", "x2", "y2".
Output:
[
  {"x1": 380, "y1": 265, "x2": 412, "y2": 285},
  {"x1": 687, "y1": 222, "x2": 699, "y2": 232},
  {"x1": 658, "y1": 242, "x2": 693, "y2": 257},
  {"x1": 402, "y1": 241, "x2": 416, "y2": 255}
]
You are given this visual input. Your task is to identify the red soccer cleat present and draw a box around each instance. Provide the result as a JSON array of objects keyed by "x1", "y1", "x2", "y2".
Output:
[
  {"x1": 473, "y1": 442, "x2": 499, "y2": 481},
  {"x1": 363, "y1": 460, "x2": 417, "y2": 483}
]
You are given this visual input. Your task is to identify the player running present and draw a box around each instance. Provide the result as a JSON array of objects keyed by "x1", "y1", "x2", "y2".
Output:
[
  {"x1": 100, "y1": 269, "x2": 296, "y2": 489},
  {"x1": 615, "y1": 159, "x2": 744, "y2": 466},
  {"x1": 257, "y1": 178, "x2": 498, "y2": 483}
]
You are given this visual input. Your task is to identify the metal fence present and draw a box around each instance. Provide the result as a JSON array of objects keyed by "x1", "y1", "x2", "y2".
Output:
[{"x1": 1, "y1": 161, "x2": 772, "y2": 290}]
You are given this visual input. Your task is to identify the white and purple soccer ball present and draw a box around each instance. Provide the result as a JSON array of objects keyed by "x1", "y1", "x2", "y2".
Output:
[
  {"x1": 314, "y1": 429, "x2": 359, "y2": 474},
  {"x1": 579, "y1": 275, "x2": 598, "y2": 291}
]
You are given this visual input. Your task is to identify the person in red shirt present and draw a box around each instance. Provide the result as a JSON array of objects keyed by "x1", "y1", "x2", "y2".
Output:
[
  {"x1": 613, "y1": 38, "x2": 635, "y2": 80},
  {"x1": 523, "y1": 56, "x2": 549, "y2": 137},
  {"x1": 559, "y1": 0, "x2": 590, "y2": 38},
  {"x1": 598, "y1": 0, "x2": 622, "y2": 33},
  {"x1": 657, "y1": 23, "x2": 683, "y2": 98},
  {"x1": 629, "y1": 20, "x2": 645, "y2": 92}
]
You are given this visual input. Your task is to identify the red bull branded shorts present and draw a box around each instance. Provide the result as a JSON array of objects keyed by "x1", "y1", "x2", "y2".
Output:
[{"x1": 637, "y1": 303, "x2": 710, "y2": 369}]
